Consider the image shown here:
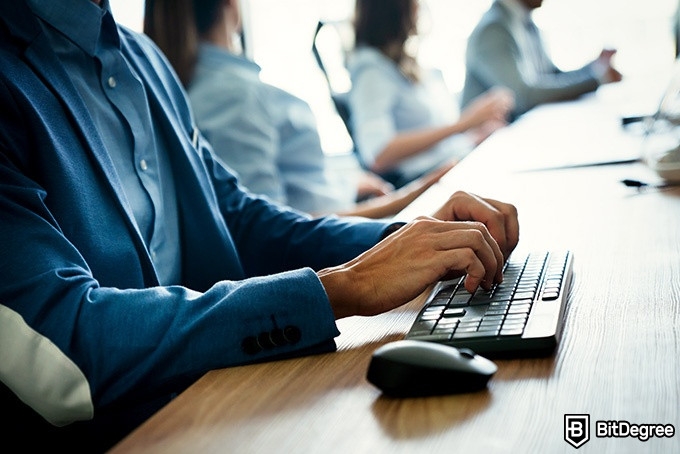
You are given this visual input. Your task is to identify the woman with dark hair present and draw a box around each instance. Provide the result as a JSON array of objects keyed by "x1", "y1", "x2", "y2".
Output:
[
  {"x1": 348, "y1": 0, "x2": 515, "y2": 188},
  {"x1": 143, "y1": 0, "x2": 218, "y2": 87},
  {"x1": 144, "y1": 0, "x2": 451, "y2": 219}
]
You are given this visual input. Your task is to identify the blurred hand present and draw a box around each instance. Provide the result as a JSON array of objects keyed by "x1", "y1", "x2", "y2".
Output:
[
  {"x1": 594, "y1": 48, "x2": 623, "y2": 84},
  {"x1": 356, "y1": 171, "x2": 395, "y2": 200},
  {"x1": 469, "y1": 118, "x2": 508, "y2": 145},
  {"x1": 460, "y1": 87, "x2": 515, "y2": 130}
]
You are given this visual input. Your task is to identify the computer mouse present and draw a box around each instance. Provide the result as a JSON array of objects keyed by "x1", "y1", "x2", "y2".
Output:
[{"x1": 366, "y1": 339, "x2": 497, "y2": 397}]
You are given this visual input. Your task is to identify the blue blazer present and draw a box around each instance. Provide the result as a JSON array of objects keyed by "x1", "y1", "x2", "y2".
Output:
[{"x1": 0, "y1": 1, "x2": 389, "y2": 436}]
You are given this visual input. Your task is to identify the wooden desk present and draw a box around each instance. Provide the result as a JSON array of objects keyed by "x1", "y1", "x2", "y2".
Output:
[{"x1": 110, "y1": 86, "x2": 680, "y2": 454}]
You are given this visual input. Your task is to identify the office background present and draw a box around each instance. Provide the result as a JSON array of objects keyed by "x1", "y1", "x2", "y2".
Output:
[{"x1": 111, "y1": 0, "x2": 678, "y2": 158}]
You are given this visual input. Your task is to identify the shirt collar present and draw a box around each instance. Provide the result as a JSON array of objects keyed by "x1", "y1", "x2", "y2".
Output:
[
  {"x1": 198, "y1": 43, "x2": 262, "y2": 73},
  {"x1": 26, "y1": 0, "x2": 114, "y2": 56}
]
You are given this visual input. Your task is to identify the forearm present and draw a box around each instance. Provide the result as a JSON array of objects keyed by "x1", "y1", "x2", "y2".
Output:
[{"x1": 371, "y1": 122, "x2": 470, "y2": 173}]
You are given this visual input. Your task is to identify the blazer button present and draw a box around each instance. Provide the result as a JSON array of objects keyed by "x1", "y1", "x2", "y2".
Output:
[
  {"x1": 270, "y1": 328, "x2": 286, "y2": 346},
  {"x1": 257, "y1": 331, "x2": 275, "y2": 350},
  {"x1": 241, "y1": 336, "x2": 262, "y2": 355},
  {"x1": 283, "y1": 325, "x2": 301, "y2": 344}
]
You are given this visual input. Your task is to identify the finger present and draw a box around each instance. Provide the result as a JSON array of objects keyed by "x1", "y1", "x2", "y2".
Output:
[
  {"x1": 429, "y1": 222, "x2": 503, "y2": 289},
  {"x1": 447, "y1": 247, "x2": 487, "y2": 293},
  {"x1": 483, "y1": 197, "x2": 520, "y2": 256},
  {"x1": 465, "y1": 221, "x2": 504, "y2": 286},
  {"x1": 404, "y1": 218, "x2": 500, "y2": 286},
  {"x1": 470, "y1": 195, "x2": 518, "y2": 259},
  {"x1": 440, "y1": 191, "x2": 512, "y2": 256},
  {"x1": 438, "y1": 244, "x2": 496, "y2": 293}
]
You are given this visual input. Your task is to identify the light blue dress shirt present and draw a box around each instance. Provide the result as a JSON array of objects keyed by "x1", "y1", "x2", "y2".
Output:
[
  {"x1": 27, "y1": 0, "x2": 181, "y2": 285},
  {"x1": 188, "y1": 44, "x2": 355, "y2": 215},
  {"x1": 347, "y1": 47, "x2": 473, "y2": 185}
]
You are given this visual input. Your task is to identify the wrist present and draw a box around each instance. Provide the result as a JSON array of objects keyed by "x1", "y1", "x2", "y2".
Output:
[
  {"x1": 450, "y1": 117, "x2": 469, "y2": 135},
  {"x1": 589, "y1": 60, "x2": 607, "y2": 83},
  {"x1": 318, "y1": 265, "x2": 358, "y2": 319}
]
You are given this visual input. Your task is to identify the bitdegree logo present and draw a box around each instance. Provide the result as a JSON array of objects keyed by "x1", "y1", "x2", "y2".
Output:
[
  {"x1": 565, "y1": 414, "x2": 590, "y2": 448},
  {"x1": 565, "y1": 414, "x2": 676, "y2": 448},
  {"x1": 596, "y1": 420, "x2": 676, "y2": 442}
]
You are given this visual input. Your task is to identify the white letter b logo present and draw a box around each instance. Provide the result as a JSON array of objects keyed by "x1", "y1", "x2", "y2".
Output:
[{"x1": 564, "y1": 414, "x2": 590, "y2": 448}]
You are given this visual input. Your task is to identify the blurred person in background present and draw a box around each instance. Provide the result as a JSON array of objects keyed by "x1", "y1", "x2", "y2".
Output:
[
  {"x1": 348, "y1": 0, "x2": 514, "y2": 188},
  {"x1": 462, "y1": 0, "x2": 622, "y2": 119}
]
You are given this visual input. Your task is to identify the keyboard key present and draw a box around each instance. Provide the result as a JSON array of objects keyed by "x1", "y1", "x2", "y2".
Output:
[
  {"x1": 452, "y1": 331, "x2": 497, "y2": 340},
  {"x1": 504, "y1": 313, "x2": 528, "y2": 322},
  {"x1": 507, "y1": 304, "x2": 531, "y2": 315},
  {"x1": 509, "y1": 298, "x2": 532, "y2": 306},
  {"x1": 469, "y1": 292, "x2": 497, "y2": 306},
  {"x1": 488, "y1": 301, "x2": 510, "y2": 310},
  {"x1": 429, "y1": 295, "x2": 450, "y2": 306},
  {"x1": 484, "y1": 309, "x2": 507, "y2": 316},
  {"x1": 499, "y1": 327, "x2": 524, "y2": 336},
  {"x1": 449, "y1": 293, "x2": 472, "y2": 307},
  {"x1": 411, "y1": 320, "x2": 436, "y2": 333},
  {"x1": 513, "y1": 291, "x2": 536, "y2": 300},
  {"x1": 501, "y1": 321, "x2": 526, "y2": 330},
  {"x1": 481, "y1": 314, "x2": 504, "y2": 322},
  {"x1": 477, "y1": 327, "x2": 500, "y2": 336},
  {"x1": 443, "y1": 308, "x2": 466, "y2": 317},
  {"x1": 479, "y1": 321, "x2": 502, "y2": 332},
  {"x1": 458, "y1": 318, "x2": 482, "y2": 327},
  {"x1": 455, "y1": 324, "x2": 480, "y2": 332},
  {"x1": 411, "y1": 333, "x2": 452, "y2": 342},
  {"x1": 437, "y1": 284, "x2": 458, "y2": 299}
]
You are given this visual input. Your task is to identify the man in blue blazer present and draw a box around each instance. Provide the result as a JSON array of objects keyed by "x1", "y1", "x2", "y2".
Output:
[
  {"x1": 0, "y1": 0, "x2": 519, "y2": 450},
  {"x1": 461, "y1": 0, "x2": 622, "y2": 119}
]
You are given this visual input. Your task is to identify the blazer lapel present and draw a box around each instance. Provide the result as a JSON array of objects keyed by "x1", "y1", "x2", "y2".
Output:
[{"x1": 19, "y1": 30, "x2": 146, "y2": 244}]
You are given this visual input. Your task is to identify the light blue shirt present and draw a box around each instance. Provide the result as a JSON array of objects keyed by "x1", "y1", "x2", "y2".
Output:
[
  {"x1": 347, "y1": 47, "x2": 473, "y2": 184},
  {"x1": 188, "y1": 44, "x2": 355, "y2": 215},
  {"x1": 27, "y1": 0, "x2": 181, "y2": 285}
]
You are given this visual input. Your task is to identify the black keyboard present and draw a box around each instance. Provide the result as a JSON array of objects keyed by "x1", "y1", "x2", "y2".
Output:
[{"x1": 405, "y1": 250, "x2": 573, "y2": 357}]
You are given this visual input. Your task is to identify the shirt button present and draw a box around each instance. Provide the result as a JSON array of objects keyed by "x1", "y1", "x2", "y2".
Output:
[
  {"x1": 107, "y1": 76, "x2": 117, "y2": 88},
  {"x1": 139, "y1": 159, "x2": 148, "y2": 171}
]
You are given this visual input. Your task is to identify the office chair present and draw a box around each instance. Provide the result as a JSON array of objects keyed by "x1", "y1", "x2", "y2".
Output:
[
  {"x1": 312, "y1": 21, "x2": 353, "y2": 137},
  {"x1": 312, "y1": 21, "x2": 408, "y2": 188}
]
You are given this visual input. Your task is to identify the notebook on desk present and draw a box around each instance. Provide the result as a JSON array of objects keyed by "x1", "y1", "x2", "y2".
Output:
[{"x1": 405, "y1": 249, "x2": 573, "y2": 358}]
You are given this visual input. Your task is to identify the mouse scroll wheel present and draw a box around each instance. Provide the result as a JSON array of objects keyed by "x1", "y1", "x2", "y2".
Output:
[{"x1": 458, "y1": 348, "x2": 476, "y2": 359}]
